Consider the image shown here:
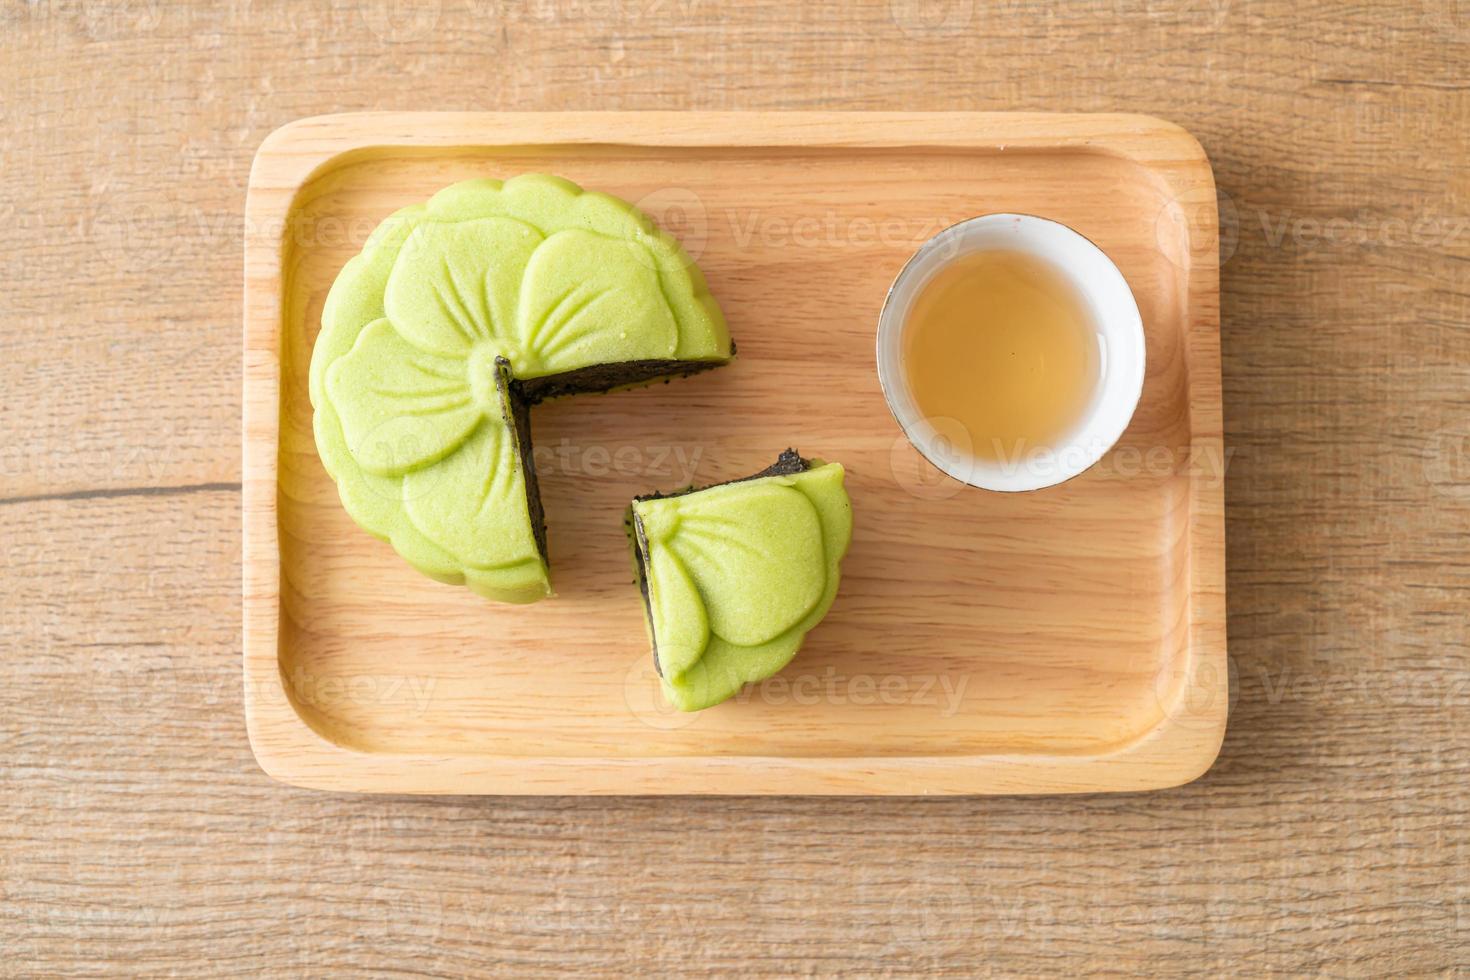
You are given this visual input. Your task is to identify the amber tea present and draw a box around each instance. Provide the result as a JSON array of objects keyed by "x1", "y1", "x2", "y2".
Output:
[{"x1": 901, "y1": 249, "x2": 1100, "y2": 463}]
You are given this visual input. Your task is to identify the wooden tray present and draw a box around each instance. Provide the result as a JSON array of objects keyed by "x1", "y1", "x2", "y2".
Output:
[{"x1": 243, "y1": 112, "x2": 1225, "y2": 795}]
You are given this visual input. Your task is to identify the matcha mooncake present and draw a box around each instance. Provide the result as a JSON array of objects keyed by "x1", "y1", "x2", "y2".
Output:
[
  {"x1": 627, "y1": 450, "x2": 853, "y2": 712},
  {"x1": 309, "y1": 175, "x2": 732, "y2": 603}
]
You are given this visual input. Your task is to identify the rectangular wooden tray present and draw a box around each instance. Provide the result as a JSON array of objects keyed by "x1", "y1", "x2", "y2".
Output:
[{"x1": 243, "y1": 112, "x2": 1225, "y2": 794}]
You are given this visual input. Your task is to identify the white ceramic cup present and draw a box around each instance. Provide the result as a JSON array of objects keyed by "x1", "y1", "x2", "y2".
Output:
[{"x1": 876, "y1": 213, "x2": 1146, "y2": 493}]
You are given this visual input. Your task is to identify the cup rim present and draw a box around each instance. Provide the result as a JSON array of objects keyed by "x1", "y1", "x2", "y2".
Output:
[{"x1": 876, "y1": 212, "x2": 1146, "y2": 493}]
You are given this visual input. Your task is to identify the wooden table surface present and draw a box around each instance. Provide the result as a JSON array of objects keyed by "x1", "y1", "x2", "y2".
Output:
[{"x1": 2, "y1": 1, "x2": 1466, "y2": 974}]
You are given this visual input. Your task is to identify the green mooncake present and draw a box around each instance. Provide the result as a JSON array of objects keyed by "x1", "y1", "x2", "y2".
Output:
[
  {"x1": 627, "y1": 450, "x2": 853, "y2": 711},
  {"x1": 309, "y1": 175, "x2": 732, "y2": 603}
]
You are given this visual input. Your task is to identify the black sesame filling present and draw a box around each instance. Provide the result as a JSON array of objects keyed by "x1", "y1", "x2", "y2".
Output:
[{"x1": 516, "y1": 358, "x2": 725, "y2": 405}]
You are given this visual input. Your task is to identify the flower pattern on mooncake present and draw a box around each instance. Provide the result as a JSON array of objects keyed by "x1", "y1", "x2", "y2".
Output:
[
  {"x1": 310, "y1": 175, "x2": 731, "y2": 603},
  {"x1": 628, "y1": 451, "x2": 853, "y2": 711}
]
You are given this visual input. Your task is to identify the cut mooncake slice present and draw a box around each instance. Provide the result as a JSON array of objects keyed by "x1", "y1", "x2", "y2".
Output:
[
  {"x1": 309, "y1": 174, "x2": 732, "y2": 603},
  {"x1": 627, "y1": 450, "x2": 853, "y2": 711}
]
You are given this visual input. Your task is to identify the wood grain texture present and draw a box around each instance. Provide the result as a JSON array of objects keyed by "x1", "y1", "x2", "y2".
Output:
[
  {"x1": 2, "y1": 0, "x2": 1467, "y2": 973},
  {"x1": 244, "y1": 111, "x2": 1223, "y2": 795}
]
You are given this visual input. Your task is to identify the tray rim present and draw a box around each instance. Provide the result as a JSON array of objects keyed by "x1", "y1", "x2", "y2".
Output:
[{"x1": 242, "y1": 111, "x2": 1225, "y2": 795}]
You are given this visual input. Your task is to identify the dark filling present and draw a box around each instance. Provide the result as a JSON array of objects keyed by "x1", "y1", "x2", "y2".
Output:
[
  {"x1": 495, "y1": 355, "x2": 732, "y2": 572},
  {"x1": 516, "y1": 358, "x2": 725, "y2": 405},
  {"x1": 632, "y1": 447, "x2": 809, "y2": 503},
  {"x1": 629, "y1": 508, "x2": 658, "y2": 675},
  {"x1": 627, "y1": 449, "x2": 811, "y2": 676},
  {"x1": 495, "y1": 359, "x2": 548, "y2": 567}
]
